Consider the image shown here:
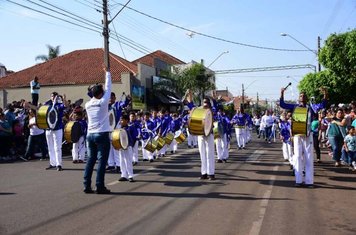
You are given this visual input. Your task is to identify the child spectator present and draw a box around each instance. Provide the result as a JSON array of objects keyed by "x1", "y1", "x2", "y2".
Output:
[
  {"x1": 344, "y1": 126, "x2": 356, "y2": 171},
  {"x1": 70, "y1": 108, "x2": 87, "y2": 163}
]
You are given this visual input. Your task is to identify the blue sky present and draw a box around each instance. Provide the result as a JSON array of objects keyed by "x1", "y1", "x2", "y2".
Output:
[{"x1": 1, "y1": 0, "x2": 355, "y2": 101}]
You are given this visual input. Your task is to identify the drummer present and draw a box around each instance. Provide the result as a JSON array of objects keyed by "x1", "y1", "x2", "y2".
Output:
[
  {"x1": 215, "y1": 107, "x2": 230, "y2": 163},
  {"x1": 107, "y1": 92, "x2": 131, "y2": 172},
  {"x1": 129, "y1": 112, "x2": 141, "y2": 165},
  {"x1": 185, "y1": 90, "x2": 217, "y2": 180},
  {"x1": 231, "y1": 106, "x2": 248, "y2": 150},
  {"x1": 44, "y1": 92, "x2": 67, "y2": 171},
  {"x1": 141, "y1": 112, "x2": 155, "y2": 162},
  {"x1": 69, "y1": 107, "x2": 87, "y2": 164},
  {"x1": 117, "y1": 114, "x2": 135, "y2": 182},
  {"x1": 157, "y1": 108, "x2": 171, "y2": 157},
  {"x1": 151, "y1": 109, "x2": 161, "y2": 159},
  {"x1": 280, "y1": 87, "x2": 328, "y2": 187},
  {"x1": 169, "y1": 113, "x2": 182, "y2": 154}
]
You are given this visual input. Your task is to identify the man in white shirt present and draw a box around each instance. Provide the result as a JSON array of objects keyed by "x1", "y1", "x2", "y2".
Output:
[
  {"x1": 83, "y1": 68, "x2": 112, "y2": 194},
  {"x1": 30, "y1": 76, "x2": 40, "y2": 106},
  {"x1": 261, "y1": 110, "x2": 274, "y2": 143}
]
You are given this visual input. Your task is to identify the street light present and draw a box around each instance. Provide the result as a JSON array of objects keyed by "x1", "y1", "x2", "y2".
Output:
[
  {"x1": 281, "y1": 33, "x2": 321, "y2": 71},
  {"x1": 242, "y1": 80, "x2": 257, "y2": 107},
  {"x1": 207, "y1": 50, "x2": 229, "y2": 68}
]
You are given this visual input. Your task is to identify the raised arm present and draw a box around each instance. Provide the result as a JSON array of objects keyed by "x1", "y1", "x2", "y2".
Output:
[{"x1": 279, "y1": 87, "x2": 297, "y2": 110}]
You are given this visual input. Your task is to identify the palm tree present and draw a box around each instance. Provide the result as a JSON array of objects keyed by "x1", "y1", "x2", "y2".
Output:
[{"x1": 35, "y1": 45, "x2": 61, "y2": 62}]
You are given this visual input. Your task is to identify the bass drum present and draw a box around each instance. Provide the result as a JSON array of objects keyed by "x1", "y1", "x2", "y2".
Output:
[
  {"x1": 174, "y1": 130, "x2": 186, "y2": 144},
  {"x1": 108, "y1": 109, "x2": 116, "y2": 131},
  {"x1": 164, "y1": 132, "x2": 174, "y2": 145},
  {"x1": 291, "y1": 107, "x2": 308, "y2": 136},
  {"x1": 64, "y1": 121, "x2": 82, "y2": 143},
  {"x1": 36, "y1": 105, "x2": 58, "y2": 130},
  {"x1": 112, "y1": 128, "x2": 129, "y2": 150},
  {"x1": 188, "y1": 107, "x2": 213, "y2": 136},
  {"x1": 143, "y1": 138, "x2": 157, "y2": 153}
]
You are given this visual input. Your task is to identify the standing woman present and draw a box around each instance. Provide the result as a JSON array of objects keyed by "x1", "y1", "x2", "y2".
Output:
[
  {"x1": 185, "y1": 90, "x2": 216, "y2": 180},
  {"x1": 327, "y1": 108, "x2": 347, "y2": 166}
]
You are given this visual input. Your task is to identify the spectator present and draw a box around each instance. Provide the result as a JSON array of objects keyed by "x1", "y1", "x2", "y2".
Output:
[
  {"x1": 327, "y1": 108, "x2": 347, "y2": 166},
  {"x1": 0, "y1": 112, "x2": 12, "y2": 160},
  {"x1": 344, "y1": 126, "x2": 356, "y2": 171},
  {"x1": 30, "y1": 76, "x2": 40, "y2": 106}
]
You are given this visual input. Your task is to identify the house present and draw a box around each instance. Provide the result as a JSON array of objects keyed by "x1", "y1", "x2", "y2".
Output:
[{"x1": 0, "y1": 49, "x2": 186, "y2": 110}]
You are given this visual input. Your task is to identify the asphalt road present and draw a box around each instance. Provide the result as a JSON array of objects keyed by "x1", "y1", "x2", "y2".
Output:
[{"x1": 1, "y1": 135, "x2": 355, "y2": 235}]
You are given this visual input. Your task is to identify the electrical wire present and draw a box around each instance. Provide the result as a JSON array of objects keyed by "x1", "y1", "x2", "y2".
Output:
[{"x1": 110, "y1": 1, "x2": 310, "y2": 52}]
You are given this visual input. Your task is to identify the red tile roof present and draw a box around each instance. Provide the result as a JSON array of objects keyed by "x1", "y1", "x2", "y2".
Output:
[
  {"x1": 0, "y1": 48, "x2": 137, "y2": 89},
  {"x1": 132, "y1": 50, "x2": 185, "y2": 67}
]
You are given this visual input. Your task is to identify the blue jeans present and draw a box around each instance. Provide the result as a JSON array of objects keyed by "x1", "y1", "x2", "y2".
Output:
[
  {"x1": 328, "y1": 136, "x2": 343, "y2": 162},
  {"x1": 346, "y1": 150, "x2": 356, "y2": 165},
  {"x1": 265, "y1": 126, "x2": 272, "y2": 141},
  {"x1": 83, "y1": 132, "x2": 110, "y2": 190}
]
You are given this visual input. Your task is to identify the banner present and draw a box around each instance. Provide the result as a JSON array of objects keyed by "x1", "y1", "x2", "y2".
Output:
[{"x1": 132, "y1": 85, "x2": 145, "y2": 110}]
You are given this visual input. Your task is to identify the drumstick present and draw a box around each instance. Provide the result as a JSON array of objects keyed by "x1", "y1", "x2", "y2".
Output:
[{"x1": 284, "y1": 82, "x2": 292, "y2": 90}]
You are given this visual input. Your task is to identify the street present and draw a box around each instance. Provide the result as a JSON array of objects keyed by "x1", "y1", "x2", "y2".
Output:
[{"x1": 1, "y1": 135, "x2": 355, "y2": 235}]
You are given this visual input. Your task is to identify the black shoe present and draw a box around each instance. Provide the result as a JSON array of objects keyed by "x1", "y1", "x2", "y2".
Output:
[
  {"x1": 291, "y1": 170, "x2": 295, "y2": 176},
  {"x1": 194, "y1": 145, "x2": 198, "y2": 148},
  {"x1": 118, "y1": 177, "x2": 128, "y2": 182},
  {"x1": 295, "y1": 183, "x2": 303, "y2": 187},
  {"x1": 316, "y1": 159, "x2": 321, "y2": 163},
  {"x1": 171, "y1": 151, "x2": 174, "y2": 154},
  {"x1": 83, "y1": 188, "x2": 94, "y2": 194},
  {"x1": 128, "y1": 178, "x2": 135, "y2": 182},
  {"x1": 78, "y1": 160, "x2": 84, "y2": 163},
  {"x1": 57, "y1": 166, "x2": 63, "y2": 171},
  {"x1": 200, "y1": 174, "x2": 208, "y2": 180},
  {"x1": 223, "y1": 159, "x2": 227, "y2": 163},
  {"x1": 45, "y1": 165, "x2": 55, "y2": 170},
  {"x1": 95, "y1": 187, "x2": 111, "y2": 194},
  {"x1": 73, "y1": 160, "x2": 78, "y2": 164},
  {"x1": 161, "y1": 154, "x2": 166, "y2": 158},
  {"x1": 208, "y1": 175, "x2": 216, "y2": 180},
  {"x1": 133, "y1": 162, "x2": 138, "y2": 166},
  {"x1": 106, "y1": 166, "x2": 115, "y2": 171},
  {"x1": 305, "y1": 184, "x2": 314, "y2": 188},
  {"x1": 242, "y1": 147, "x2": 246, "y2": 149},
  {"x1": 143, "y1": 159, "x2": 148, "y2": 161},
  {"x1": 149, "y1": 159, "x2": 154, "y2": 163},
  {"x1": 115, "y1": 166, "x2": 121, "y2": 173},
  {"x1": 217, "y1": 159, "x2": 223, "y2": 163},
  {"x1": 238, "y1": 147, "x2": 242, "y2": 150}
]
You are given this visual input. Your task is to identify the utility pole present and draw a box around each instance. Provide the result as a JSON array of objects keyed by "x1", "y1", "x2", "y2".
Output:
[
  {"x1": 256, "y1": 92, "x2": 259, "y2": 108},
  {"x1": 317, "y1": 36, "x2": 321, "y2": 72},
  {"x1": 103, "y1": 0, "x2": 110, "y2": 71},
  {"x1": 242, "y1": 83, "x2": 245, "y2": 108}
]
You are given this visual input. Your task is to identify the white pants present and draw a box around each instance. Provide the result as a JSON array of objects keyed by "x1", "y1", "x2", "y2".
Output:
[
  {"x1": 46, "y1": 129, "x2": 63, "y2": 167},
  {"x1": 187, "y1": 130, "x2": 198, "y2": 147},
  {"x1": 132, "y1": 141, "x2": 139, "y2": 162},
  {"x1": 282, "y1": 142, "x2": 293, "y2": 164},
  {"x1": 108, "y1": 143, "x2": 120, "y2": 167},
  {"x1": 245, "y1": 128, "x2": 251, "y2": 143},
  {"x1": 158, "y1": 144, "x2": 167, "y2": 156},
  {"x1": 293, "y1": 135, "x2": 314, "y2": 184},
  {"x1": 118, "y1": 146, "x2": 134, "y2": 179},
  {"x1": 72, "y1": 136, "x2": 86, "y2": 161},
  {"x1": 216, "y1": 134, "x2": 228, "y2": 160},
  {"x1": 169, "y1": 139, "x2": 178, "y2": 153},
  {"x1": 142, "y1": 139, "x2": 154, "y2": 160},
  {"x1": 198, "y1": 134, "x2": 215, "y2": 175},
  {"x1": 235, "y1": 127, "x2": 246, "y2": 148}
]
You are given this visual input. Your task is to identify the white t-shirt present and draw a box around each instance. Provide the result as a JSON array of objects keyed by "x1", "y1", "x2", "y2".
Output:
[
  {"x1": 29, "y1": 117, "x2": 44, "y2": 136},
  {"x1": 30, "y1": 80, "x2": 40, "y2": 94},
  {"x1": 85, "y1": 72, "x2": 112, "y2": 134}
]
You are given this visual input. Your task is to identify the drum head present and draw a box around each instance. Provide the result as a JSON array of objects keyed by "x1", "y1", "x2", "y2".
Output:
[
  {"x1": 203, "y1": 109, "x2": 213, "y2": 136},
  {"x1": 119, "y1": 128, "x2": 129, "y2": 149},
  {"x1": 109, "y1": 110, "x2": 116, "y2": 131},
  {"x1": 174, "y1": 130, "x2": 181, "y2": 138},
  {"x1": 47, "y1": 108, "x2": 58, "y2": 129},
  {"x1": 71, "y1": 122, "x2": 82, "y2": 143}
]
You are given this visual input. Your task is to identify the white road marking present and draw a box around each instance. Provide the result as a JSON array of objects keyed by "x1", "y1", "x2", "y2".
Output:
[{"x1": 249, "y1": 165, "x2": 279, "y2": 235}]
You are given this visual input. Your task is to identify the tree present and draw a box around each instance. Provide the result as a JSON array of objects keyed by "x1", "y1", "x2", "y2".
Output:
[
  {"x1": 298, "y1": 29, "x2": 356, "y2": 104},
  {"x1": 35, "y1": 45, "x2": 61, "y2": 62}
]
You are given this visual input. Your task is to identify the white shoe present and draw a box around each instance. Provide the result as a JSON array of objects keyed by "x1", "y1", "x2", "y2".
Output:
[{"x1": 352, "y1": 161, "x2": 356, "y2": 170}]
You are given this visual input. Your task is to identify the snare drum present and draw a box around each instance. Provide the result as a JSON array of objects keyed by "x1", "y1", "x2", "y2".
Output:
[
  {"x1": 36, "y1": 105, "x2": 58, "y2": 130},
  {"x1": 64, "y1": 121, "x2": 82, "y2": 143},
  {"x1": 164, "y1": 132, "x2": 174, "y2": 145},
  {"x1": 154, "y1": 136, "x2": 165, "y2": 150},
  {"x1": 112, "y1": 128, "x2": 129, "y2": 150},
  {"x1": 188, "y1": 107, "x2": 213, "y2": 136},
  {"x1": 174, "y1": 130, "x2": 186, "y2": 144},
  {"x1": 291, "y1": 107, "x2": 308, "y2": 136},
  {"x1": 143, "y1": 138, "x2": 157, "y2": 153}
]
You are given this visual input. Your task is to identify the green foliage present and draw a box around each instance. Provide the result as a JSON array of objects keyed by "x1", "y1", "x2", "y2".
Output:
[
  {"x1": 299, "y1": 29, "x2": 356, "y2": 104},
  {"x1": 35, "y1": 45, "x2": 61, "y2": 62}
]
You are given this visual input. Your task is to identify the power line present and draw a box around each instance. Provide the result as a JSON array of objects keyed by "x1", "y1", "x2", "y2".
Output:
[
  {"x1": 110, "y1": 1, "x2": 310, "y2": 52},
  {"x1": 73, "y1": 0, "x2": 101, "y2": 12}
]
